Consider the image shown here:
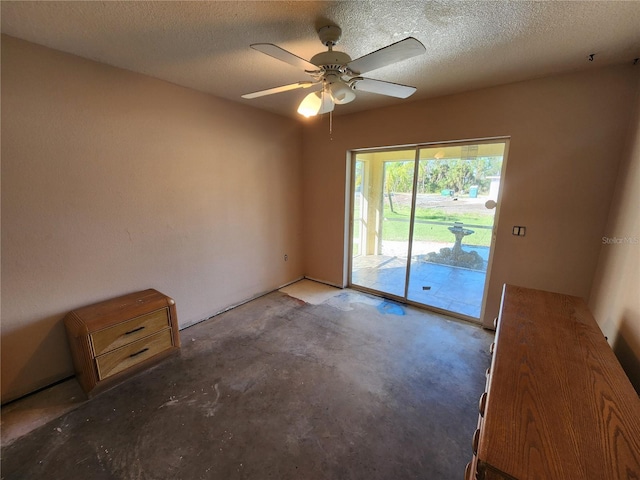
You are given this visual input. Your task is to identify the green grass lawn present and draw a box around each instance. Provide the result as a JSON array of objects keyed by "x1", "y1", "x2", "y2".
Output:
[{"x1": 382, "y1": 205, "x2": 494, "y2": 246}]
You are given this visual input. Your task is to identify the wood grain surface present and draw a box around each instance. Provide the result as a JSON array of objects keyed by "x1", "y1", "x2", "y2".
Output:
[{"x1": 477, "y1": 284, "x2": 640, "y2": 479}]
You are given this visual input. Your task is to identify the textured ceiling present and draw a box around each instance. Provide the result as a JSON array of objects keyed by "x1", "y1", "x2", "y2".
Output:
[{"x1": 2, "y1": 1, "x2": 639, "y2": 118}]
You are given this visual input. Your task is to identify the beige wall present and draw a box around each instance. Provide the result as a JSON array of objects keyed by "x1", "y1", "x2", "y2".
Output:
[
  {"x1": 589, "y1": 77, "x2": 640, "y2": 391},
  {"x1": 302, "y1": 65, "x2": 639, "y2": 329},
  {"x1": 1, "y1": 36, "x2": 304, "y2": 403}
]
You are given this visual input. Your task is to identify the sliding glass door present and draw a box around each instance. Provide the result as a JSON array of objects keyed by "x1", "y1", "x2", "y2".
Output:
[{"x1": 349, "y1": 140, "x2": 507, "y2": 320}]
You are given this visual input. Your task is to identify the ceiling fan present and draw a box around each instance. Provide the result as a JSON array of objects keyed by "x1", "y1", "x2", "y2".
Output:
[{"x1": 241, "y1": 25, "x2": 426, "y2": 117}]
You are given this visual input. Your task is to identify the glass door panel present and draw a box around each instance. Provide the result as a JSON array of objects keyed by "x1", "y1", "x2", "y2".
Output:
[
  {"x1": 352, "y1": 159, "x2": 365, "y2": 258},
  {"x1": 350, "y1": 150, "x2": 416, "y2": 298},
  {"x1": 406, "y1": 143, "x2": 505, "y2": 318}
]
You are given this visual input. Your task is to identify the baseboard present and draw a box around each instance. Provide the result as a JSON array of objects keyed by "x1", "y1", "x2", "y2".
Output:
[
  {"x1": 181, "y1": 276, "x2": 306, "y2": 331},
  {"x1": 303, "y1": 276, "x2": 346, "y2": 289}
]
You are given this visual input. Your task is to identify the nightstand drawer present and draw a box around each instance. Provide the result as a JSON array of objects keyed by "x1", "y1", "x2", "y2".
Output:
[
  {"x1": 96, "y1": 328, "x2": 173, "y2": 380},
  {"x1": 92, "y1": 308, "x2": 169, "y2": 356}
]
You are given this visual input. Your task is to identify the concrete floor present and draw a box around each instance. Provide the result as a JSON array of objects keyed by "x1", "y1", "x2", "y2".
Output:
[{"x1": 1, "y1": 280, "x2": 493, "y2": 480}]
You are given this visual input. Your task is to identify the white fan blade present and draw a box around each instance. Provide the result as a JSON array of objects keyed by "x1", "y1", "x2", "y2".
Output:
[
  {"x1": 251, "y1": 43, "x2": 318, "y2": 71},
  {"x1": 352, "y1": 78, "x2": 417, "y2": 99},
  {"x1": 347, "y1": 37, "x2": 426, "y2": 75},
  {"x1": 242, "y1": 81, "x2": 316, "y2": 99}
]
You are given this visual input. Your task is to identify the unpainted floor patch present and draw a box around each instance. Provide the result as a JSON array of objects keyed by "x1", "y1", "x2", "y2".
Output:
[{"x1": 279, "y1": 279, "x2": 342, "y2": 305}]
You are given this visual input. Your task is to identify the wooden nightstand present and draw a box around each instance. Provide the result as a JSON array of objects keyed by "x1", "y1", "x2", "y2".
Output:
[{"x1": 64, "y1": 289, "x2": 181, "y2": 397}]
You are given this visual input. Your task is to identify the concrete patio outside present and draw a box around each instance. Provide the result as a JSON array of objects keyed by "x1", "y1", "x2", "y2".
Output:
[{"x1": 351, "y1": 242, "x2": 490, "y2": 319}]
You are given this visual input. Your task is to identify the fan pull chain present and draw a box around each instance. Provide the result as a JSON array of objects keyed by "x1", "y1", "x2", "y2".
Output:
[{"x1": 329, "y1": 109, "x2": 333, "y2": 136}]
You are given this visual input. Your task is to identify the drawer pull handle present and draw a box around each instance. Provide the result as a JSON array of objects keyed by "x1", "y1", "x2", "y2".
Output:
[
  {"x1": 125, "y1": 326, "x2": 145, "y2": 335},
  {"x1": 478, "y1": 392, "x2": 488, "y2": 416},
  {"x1": 472, "y1": 428, "x2": 480, "y2": 455},
  {"x1": 489, "y1": 342, "x2": 495, "y2": 355},
  {"x1": 129, "y1": 348, "x2": 149, "y2": 358}
]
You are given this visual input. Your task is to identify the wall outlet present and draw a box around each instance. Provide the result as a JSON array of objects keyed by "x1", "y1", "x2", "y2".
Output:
[{"x1": 284, "y1": 254, "x2": 288, "y2": 261}]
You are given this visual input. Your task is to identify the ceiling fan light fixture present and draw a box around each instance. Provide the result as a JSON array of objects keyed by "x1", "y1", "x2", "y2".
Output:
[
  {"x1": 328, "y1": 81, "x2": 356, "y2": 104},
  {"x1": 297, "y1": 91, "x2": 323, "y2": 117},
  {"x1": 318, "y1": 91, "x2": 335, "y2": 114},
  {"x1": 297, "y1": 91, "x2": 334, "y2": 117}
]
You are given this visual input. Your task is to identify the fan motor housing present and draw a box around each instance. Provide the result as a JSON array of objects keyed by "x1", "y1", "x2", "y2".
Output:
[{"x1": 310, "y1": 50, "x2": 352, "y2": 68}]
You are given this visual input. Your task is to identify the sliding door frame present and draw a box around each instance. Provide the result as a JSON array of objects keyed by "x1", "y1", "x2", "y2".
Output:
[{"x1": 346, "y1": 136, "x2": 510, "y2": 323}]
